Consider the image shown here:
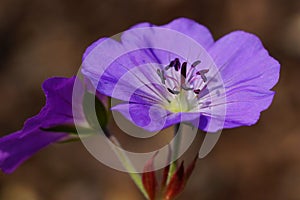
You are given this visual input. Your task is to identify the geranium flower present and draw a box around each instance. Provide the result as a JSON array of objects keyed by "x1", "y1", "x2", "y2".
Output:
[
  {"x1": 82, "y1": 17, "x2": 280, "y2": 133},
  {"x1": 0, "y1": 77, "x2": 90, "y2": 173}
]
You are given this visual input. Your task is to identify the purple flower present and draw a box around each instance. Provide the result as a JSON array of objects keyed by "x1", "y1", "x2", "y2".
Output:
[
  {"x1": 0, "y1": 77, "x2": 88, "y2": 173},
  {"x1": 82, "y1": 18, "x2": 280, "y2": 132}
]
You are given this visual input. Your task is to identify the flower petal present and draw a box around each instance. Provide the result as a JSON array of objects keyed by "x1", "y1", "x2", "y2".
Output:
[
  {"x1": 218, "y1": 88, "x2": 274, "y2": 129},
  {"x1": 209, "y1": 31, "x2": 280, "y2": 90},
  {"x1": 84, "y1": 46, "x2": 172, "y2": 104},
  {"x1": 0, "y1": 77, "x2": 85, "y2": 173},
  {"x1": 82, "y1": 38, "x2": 107, "y2": 61},
  {"x1": 40, "y1": 76, "x2": 86, "y2": 128},
  {"x1": 120, "y1": 18, "x2": 213, "y2": 67},
  {"x1": 206, "y1": 31, "x2": 280, "y2": 129},
  {"x1": 0, "y1": 130, "x2": 65, "y2": 174},
  {"x1": 123, "y1": 17, "x2": 214, "y2": 50},
  {"x1": 111, "y1": 103, "x2": 205, "y2": 132},
  {"x1": 82, "y1": 18, "x2": 214, "y2": 105}
]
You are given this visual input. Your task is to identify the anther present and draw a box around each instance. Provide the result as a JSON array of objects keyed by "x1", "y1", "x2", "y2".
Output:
[
  {"x1": 193, "y1": 89, "x2": 201, "y2": 94},
  {"x1": 167, "y1": 88, "x2": 180, "y2": 95},
  {"x1": 170, "y1": 60, "x2": 175, "y2": 67},
  {"x1": 181, "y1": 62, "x2": 187, "y2": 78},
  {"x1": 191, "y1": 60, "x2": 201, "y2": 68},
  {"x1": 165, "y1": 60, "x2": 175, "y2": 70},
  {"x1": 196, "y1": 69, "x2": 209, "y2": 82},
  {"x1": 174, "y1": 58, "x2": 181, "y2": 71}
]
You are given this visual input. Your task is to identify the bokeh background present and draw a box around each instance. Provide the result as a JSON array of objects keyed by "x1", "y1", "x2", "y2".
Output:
[{"x1": 0, "y1": 0, "x2": 300, "y2": 199}]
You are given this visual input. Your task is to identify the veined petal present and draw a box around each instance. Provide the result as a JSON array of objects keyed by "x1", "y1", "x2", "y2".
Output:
[
  {"x1": 84, "y1": 47, "x2": 173, "y2": 104},
  {"x1": 209, "y1": 31, "x2": 280, "y2": 90},
  {"x1": 111, "y1": 103, "x2": 204, "y2": 132},
  {"x1": 82, "y1": 37, "x2": 126, "y2": 84},
  {"x1": 122, "y1": 17, "x2": 214, "y2": 50},
  {"x1": 205, "y1": 31, "x2": 280, "y2": 129},
  {"x1": 82, "y1": 18, "x2": 280, "y2": 132},
  {"x1": 198, "y1": 88, "x2": 275, "y2": 131},
  {"x1": 111, "y1": 103, "x2": 168, "y2": 132},
  {"x1": 82, "y1": 18, "x2": 214, "y2": 105}
]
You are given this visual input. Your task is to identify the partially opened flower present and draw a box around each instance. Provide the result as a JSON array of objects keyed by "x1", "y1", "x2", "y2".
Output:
[
  {"x1": 0, "y1": 76, "x2": 102, "y2": 173},
  {"x1": 82, "y1": 17, "x2": 280, "y2": 133}
]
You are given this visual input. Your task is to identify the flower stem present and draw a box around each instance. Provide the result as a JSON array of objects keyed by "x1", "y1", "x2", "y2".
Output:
[
  {"x1": 166, "y1": 124, "x2": 181, "y2": 185},
  {"x1": 108, "y1": 133, "x2": 149, "y2": 199}
]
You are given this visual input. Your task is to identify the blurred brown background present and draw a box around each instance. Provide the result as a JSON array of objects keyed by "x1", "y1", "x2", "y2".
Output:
[{"x1": 0, "y1": 0, "x2": 300, "y2": 199}]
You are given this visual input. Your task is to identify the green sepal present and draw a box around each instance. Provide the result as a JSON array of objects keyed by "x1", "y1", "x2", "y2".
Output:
[
  {"x1": 58, "y1": 137, "x2": 81, "y2": 144},
  {"x1": 41, "y1": 125, "x2": 93, "y2": 135},
  {"x1": 83, "y1": 92, "x2": 108, "y2": 129},
  {"x1": 41, "y1": 125, "x2": 78, "y2": 134}
]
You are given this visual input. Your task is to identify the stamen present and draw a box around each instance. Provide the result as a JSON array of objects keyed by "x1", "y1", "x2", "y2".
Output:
[
  {"x1": 191, "y1": 60, "x2": 201, "y2": 68},
  {"x1": 170, "y1": 60, "x2": 175, "y2": 67},
  {"x1": 197, "y1": 85, "x2": 208, "y2": 98},
  {"x1": 187, "y1": 68, "x2": 196, "y2": 82},
  {"x1": 196, "y1": 69, "x2": 209, "y2": 75},
  {"x1": 157, "y1": 69, "x2": 166, "y2": 84},
  {"x1": 181, "y1": 84, "x2": 194, "y2": 91},
  {"x1": 167, "y1": 88, "x2": 180, "y2": 95},
  {"x1": 174, "y1": 58, "x2": 181, "y2": 71},
  {"x1": 165, "y1": 75, "x2": 179, "y2": 86},
  {"x1": 162, "y1": 58, "x2": 209, "y2": 103},
  {"x1": 165, "y1": 60, "x2": 175, "y2": 70},
  {"x1": 196, "y1": 69, "x2": 209, "y2": 82},
  {"x1": 187, "y1": 60, "x2": 201, "y2": 81},
  {"x1": 194, "y1": 89, "x2": 200, "y2": 94},
  {"x1": 181, "y1": 62, "x2": 187, "y2": 78}
]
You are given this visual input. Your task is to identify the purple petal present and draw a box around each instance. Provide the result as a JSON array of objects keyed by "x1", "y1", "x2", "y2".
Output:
[
  {"x1": 82, "y1": 18, "x2": 214, "y2": 104},
  {"x1": 197, "y1": 88, "x2": 275, "y2": 132},
  {"x1": 0, "y1": 77, "x2": 84, "y2": 173},
  {"x1": 111, "y1": 103, "x2": 168, "y2": 132},
  {"x1": 0, "y1": 130, "x2": 65, "y2": 174},
  {"x1": 222, "y1": 88, "x2": 275, "y2": 128},
  {"x1": 162, "y1": 18, "x2": 214, "y2": 49},
  {"x1": 39, "y1": 76, "x2": 85, "y2": 129},
  {"x1": 82, "y1": 38, "x2": 107, "y2": 61},
  {"x1": 83, "y1": 47, "x2": 171, "y2": 104},
  {"x1": 112, "y1": 103, "x2": 204, "y2": 132},
  {"x1": 207, "y1": 31, "x2": 280, "y2": 129},
  {"x1": 209, "y1": 31, "x2": 280, "y2": 90},
  {"x1": 122, "y1": 17, "x2": 214, "y2": 50}
]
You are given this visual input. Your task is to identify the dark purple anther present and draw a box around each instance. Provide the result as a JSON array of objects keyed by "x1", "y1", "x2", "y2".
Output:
[
  {"x1": 174, "y1": 58, "x2": 181, "y2": 71},
  {"x1": 181, "y1": 62, "x2": 187, "y2": 78},
  {"x1": 196, "y1": 69, "x2": 209, "y2": 82},
  {"x1": 167, "y1": 88, "x2": 180, "y2": 95},
  {"x1": 193, "y1": 89, "x2": 200, "y2": 94},
  {"x1": 191, "y1": 60, "x2": 201, "y2": 68}
]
